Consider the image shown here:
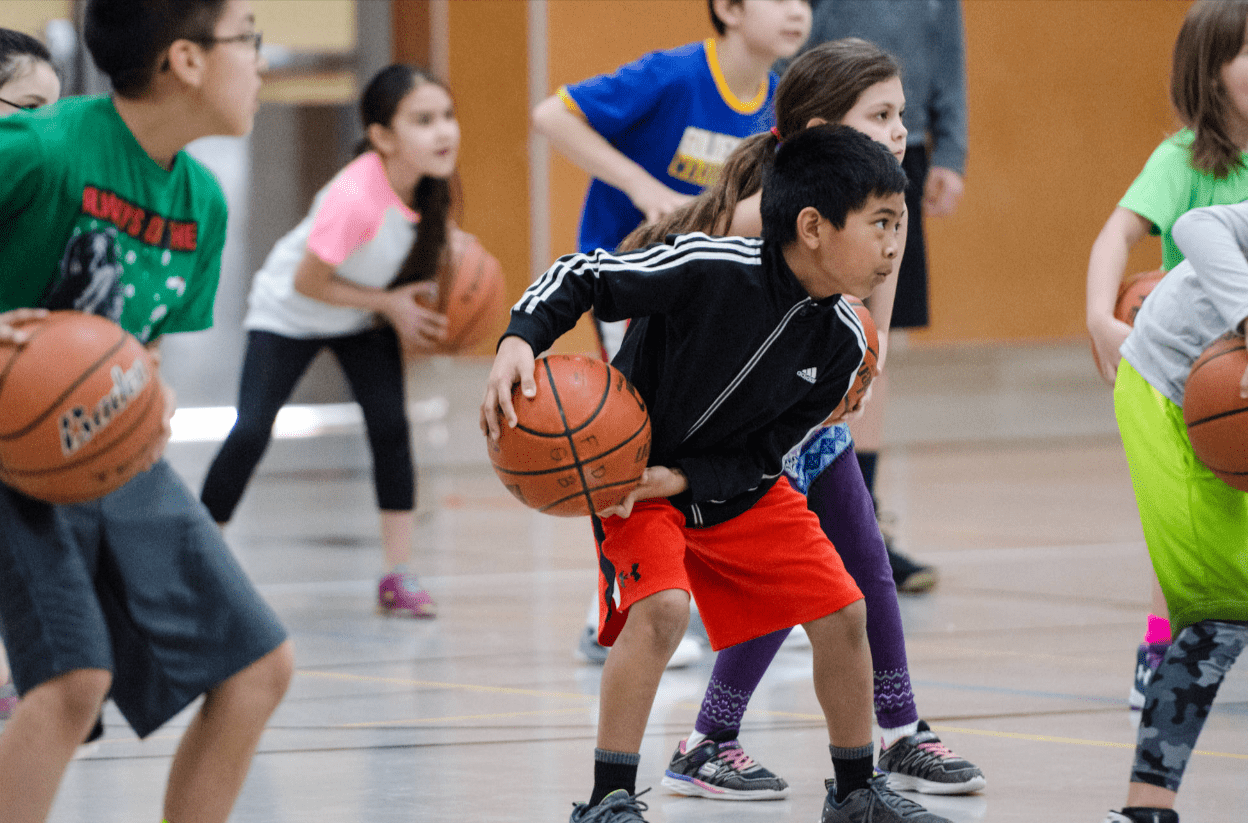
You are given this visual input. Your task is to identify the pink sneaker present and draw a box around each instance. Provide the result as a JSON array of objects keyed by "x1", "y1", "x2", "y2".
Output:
[
  {"x1": 378, "y1": 571, "x2": 436, "y2": 618},
  {"x1": 0, "y1": 680, "x2": 17, "y2": 721}
]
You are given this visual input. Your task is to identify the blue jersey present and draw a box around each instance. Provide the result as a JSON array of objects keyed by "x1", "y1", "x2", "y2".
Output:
[{"x1": 559, "y1": 39, "x2": 777, "y2": 254}]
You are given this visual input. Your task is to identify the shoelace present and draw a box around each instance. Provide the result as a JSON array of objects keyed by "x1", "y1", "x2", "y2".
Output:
[
  {"x1": 915, "y1": 739, "x2": 957, "y2": 760},
  {"x1": 717, "y1": 741, "x2": 756, "y2": 772}
]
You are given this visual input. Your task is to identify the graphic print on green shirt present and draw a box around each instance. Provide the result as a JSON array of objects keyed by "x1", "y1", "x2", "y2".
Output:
[{"x1": 0, "y1": 95, "x2": 227, "y2": 343}]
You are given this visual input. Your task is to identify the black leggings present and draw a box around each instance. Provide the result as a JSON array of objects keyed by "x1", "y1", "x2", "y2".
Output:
[{"x1": 200, "y1": 327, "x2": 415, "y2": 522}]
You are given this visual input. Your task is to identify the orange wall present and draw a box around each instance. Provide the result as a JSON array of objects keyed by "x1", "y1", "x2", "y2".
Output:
[
  {"x1": 542, "y1": 0, "x2": 709, "y2": 352},
  {"x1": 917, "y1": 0, "x2": 1188, "y2": 343},
  {"x1": 429, "y1": 0, "x2": 1191, "y2": 348},
  {"x1": 442, "y1": 1, "x2": 532, "y2": 352}
]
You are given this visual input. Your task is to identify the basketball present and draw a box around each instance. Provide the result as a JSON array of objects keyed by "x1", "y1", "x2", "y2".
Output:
[
  {"x1": 1115, "y1": 268, "x2": 1165, "y2": 325},
  {"x1": 1183, "y1": 333, "x2": 1248, "y2": 491},
  {"x1": 1091, "y1": 269, "x2": 1165, "y2": 376},
  {"x1": 0, "y1": 311, "x2": 166, "y2": 504},
  {"x1": 824, "y1": 296, "x2": 880, "y2": 423},
  {"x1": 423, "y1": 233, "x2": 508, "y2": 354},
  {"x1": 487, "y1": 354, "x2": 651, "y2": 516}
]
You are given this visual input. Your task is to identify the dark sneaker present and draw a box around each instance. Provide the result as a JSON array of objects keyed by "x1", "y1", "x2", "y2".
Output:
[
  {"x1": 661, "y1": 737, "x2": 789, "y2": 800},
  {"x1": 569, "y1": 789, "x2": 650, "y2": 822},
  {"x1": 1130, "y1": 642, "x2": 1169, "y2": 710},
  {"x1": 1103, "y1": 809, "x2": 1179, "y2": 823},
  {"x1": 886, "y1": 543, "x2": 937, "y2": 595},
  {"x1": 822, "y1": 774, "x2": 953, "y2": 822},
  {"x1": 877, "y1": 721, "x2": 985, "y2": 795}
]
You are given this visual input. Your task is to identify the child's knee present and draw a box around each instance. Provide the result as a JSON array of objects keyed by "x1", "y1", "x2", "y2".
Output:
[
  {"x1": 28, "y1": 669, "x2": 111, "y2": 729},
  {"x1": 222, "y1": 641, "x2": 294, "y2": 710},
  {"x1": 805, "y1": 599, "x2": 867, "y2": 647},
  {"x1": 628, "y1": 590, "x2": 691, "y2": 649}
]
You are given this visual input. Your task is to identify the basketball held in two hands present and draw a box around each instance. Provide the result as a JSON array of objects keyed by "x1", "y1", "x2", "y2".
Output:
[
  {"x1": 414, "y1": 232, "x2": 508, "y2": 354},
  {"x1": 487, "y1": 355, "x2": 652, "y2": 517},
  {"x1": 0, "y1": 311, "x2": 167, "y2": 504}
]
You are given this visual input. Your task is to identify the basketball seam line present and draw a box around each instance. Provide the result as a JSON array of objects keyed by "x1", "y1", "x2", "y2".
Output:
[
  {"x1": 1187, "y1": 405, "x2": 1248, "y2": 428},
  {"x1": 535, "y1": 476, "x2": 649, "y2": 512},
  {"x1": 542, "y1": 358, "x2": 603, "y2": 514},
  {"x1": 494, "y1": 419, "x2": 650, "y2": 478},
  {"x1": 0, "y1": 383, "x2": 159, "y2": 477},
  {"x1": 0, "y1": 332, "x2": 129, "y2": 441}
]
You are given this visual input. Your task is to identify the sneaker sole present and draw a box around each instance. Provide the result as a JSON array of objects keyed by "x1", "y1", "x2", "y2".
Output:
[
  {"x1": 884, "y1": 771, "x2": 986, "y2": 795},
  {"x1": 661, "y1": 773, "x2": 789, "y2": 800},
  {"x1": 375, "y1": 604, "x2": 437, "y2": 619}
]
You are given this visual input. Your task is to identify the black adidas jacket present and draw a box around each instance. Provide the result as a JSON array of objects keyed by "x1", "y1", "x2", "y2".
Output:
[{"x1": 506, "y1": 233, "x2": 868, "y2": 528}]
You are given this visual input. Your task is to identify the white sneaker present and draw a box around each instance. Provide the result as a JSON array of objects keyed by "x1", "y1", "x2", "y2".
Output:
[{"x1": 668, "y1": 635, "x2": 705, "y2": 668}]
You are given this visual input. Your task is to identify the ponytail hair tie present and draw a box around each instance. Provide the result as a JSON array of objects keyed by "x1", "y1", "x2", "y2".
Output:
[{"x1": 770, "y1": 126, "x2": 783, "y2": 143}]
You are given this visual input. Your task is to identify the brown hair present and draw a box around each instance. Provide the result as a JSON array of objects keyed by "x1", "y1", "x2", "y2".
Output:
[
  {"x1": 620, "y1": 38, "x2": 901, "y2": 251},
  {"x1": 1171, "y1": 0, "x2": 1248, "y2": 178}
]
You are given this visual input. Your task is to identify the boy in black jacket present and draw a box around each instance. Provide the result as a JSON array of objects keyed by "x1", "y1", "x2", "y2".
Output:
[{"x1": 483, "y1": 125, "x2": 948, "y2": 823}]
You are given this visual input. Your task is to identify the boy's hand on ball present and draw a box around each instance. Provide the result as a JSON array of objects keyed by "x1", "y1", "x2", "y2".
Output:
[
  {"x1": 481, "y1": 336, "x2": 536, "y2": 440},
  {"x1": 0, "y1": 308, "x2": 48, "y2": 345},
  {"x1": 597, "y1": 466, "x2": 687, "y2": 519}
]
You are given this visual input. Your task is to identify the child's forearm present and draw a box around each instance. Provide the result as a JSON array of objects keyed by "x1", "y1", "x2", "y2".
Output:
[
  {"x1": 1087, "y1": 207, "x2": 1150, "y2": 325},
  {"x1": 532, "y1": 95, "x2": 681, "y2": 220}
]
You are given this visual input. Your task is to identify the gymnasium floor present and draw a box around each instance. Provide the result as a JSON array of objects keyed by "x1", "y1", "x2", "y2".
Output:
[{"x1": 35, "y1": 340, "x2": 1248, "y2": 822}]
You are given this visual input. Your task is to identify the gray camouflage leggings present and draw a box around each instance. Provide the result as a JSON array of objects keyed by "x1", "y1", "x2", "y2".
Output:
[{"x1": 1132, "y1": 619, "x2": 1248, "y2": 791}]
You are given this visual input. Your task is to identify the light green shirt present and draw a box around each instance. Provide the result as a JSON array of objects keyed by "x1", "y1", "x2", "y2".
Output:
[{"x1": 1119, "y1": 129, "x2": 1248, "y2": 271}]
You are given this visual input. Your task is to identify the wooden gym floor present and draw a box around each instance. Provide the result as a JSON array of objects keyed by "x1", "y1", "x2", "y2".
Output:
[{"x1": 23, "y1": 340, "x2": 1248, "y2": 822}]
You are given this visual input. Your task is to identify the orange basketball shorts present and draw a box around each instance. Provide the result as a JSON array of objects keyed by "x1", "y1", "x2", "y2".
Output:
[{"x1": 592, "y1": 479, "x2": 863, "y2": 650}]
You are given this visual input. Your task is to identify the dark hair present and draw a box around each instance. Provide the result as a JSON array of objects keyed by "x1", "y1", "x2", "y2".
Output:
[
  {"x1": 759, "y1": 124, "x2": 907, "y2": 245},
  {"x1": 358, "y1": 64, "x2": 458, "y2": 295},
  {"x1": 1171, "y1": 0, "x2": 1248, "y2": 178},
  {"x1": 0, "y1": 28, "x2": 53, "y2": 88},
  {"x1": 83, "y1": 0, "x2": 226, "y2": 98},
  {"x1": 620, "y1": 38, "x2": 901, "y2": 250}
]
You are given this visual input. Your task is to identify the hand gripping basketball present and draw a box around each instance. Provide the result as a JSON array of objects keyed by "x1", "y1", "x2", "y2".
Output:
[
  {"x1": 484, "y1": 346, "x2": 652, "y2": 517},
  {"x1": 0, "y1": 311, "x2": 168, "y2": 503}
]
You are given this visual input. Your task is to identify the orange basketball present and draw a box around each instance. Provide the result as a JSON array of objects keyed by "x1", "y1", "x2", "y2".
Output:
[
  {"x1": 824, "y1": 296, "x2": 880, "y2": 423},
  {"x1": 487, "y1": 354, "x2": 651, "y2": 516},
  {"x1": 0, "y1": 311, "x2": 166, "y2": 504},
  {"x1": 425, "y1": 233, "x2": 508, "y2": 353},
  {"x1": 1091, "y1": 269, "x2": 1165, "y2": 376},
  {"x1": 1183, "y1": 333, "x2": 1248, "y2": 491}
]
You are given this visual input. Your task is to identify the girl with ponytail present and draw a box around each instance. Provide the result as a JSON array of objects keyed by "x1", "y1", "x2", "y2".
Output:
[
  {"x1": 202, "y1": 64, "x2": 460, "y2": 618},
  {"x1": 630, "y1": 40, "x2": 988, "y2": 802}
]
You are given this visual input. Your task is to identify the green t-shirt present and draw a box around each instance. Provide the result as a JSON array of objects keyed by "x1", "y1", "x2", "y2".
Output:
[
  {"x1": 1119, "y1": 128, "x2": 1248, "y2": 271},
  {"x1": 0, "y1": 95, "x2": 227, "y2": 343}
]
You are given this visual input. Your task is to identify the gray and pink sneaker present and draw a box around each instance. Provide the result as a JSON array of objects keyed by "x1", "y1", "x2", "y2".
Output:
[{"x1": 378, "y1": 571, "x2": 436, "y2": 618}]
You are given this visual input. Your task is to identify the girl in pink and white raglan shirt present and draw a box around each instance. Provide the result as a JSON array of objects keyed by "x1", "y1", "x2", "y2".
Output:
[{"x1": 201, "y1": 64, "x2": 460, "y2": 618}]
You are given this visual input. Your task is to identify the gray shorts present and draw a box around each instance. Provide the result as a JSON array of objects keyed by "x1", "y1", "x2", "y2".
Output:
[{"x1": 0, "y1": 460, "x2": 287, "y2": 738}]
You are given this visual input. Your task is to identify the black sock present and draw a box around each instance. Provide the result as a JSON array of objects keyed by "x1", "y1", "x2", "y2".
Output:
[
  {"x1": 830, "y1": 743, "x2": 875, "y2": 802},
  {"x1": 589, "y1": 749, "x2": 640, "y2": 807},
  {"x1": 856, "y1": 450, "x2": 878, "y2": 497},
  {"x1": 1121, "y1": 808, "x2": 1179, "y2": 823}
]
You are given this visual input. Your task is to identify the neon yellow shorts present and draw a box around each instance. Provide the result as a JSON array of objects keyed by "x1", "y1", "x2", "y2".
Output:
[{"x1": 1114, "y1": 361, "x2": 1248, "y2": 632}]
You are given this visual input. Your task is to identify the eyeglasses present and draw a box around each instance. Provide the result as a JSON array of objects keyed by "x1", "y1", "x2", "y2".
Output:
[
  {"x1": 0, "y1": 97, "x2": 40, "y2": 111},
  {"x1": 192, "y1": 31, "x2": 263, "y2": 52}
]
